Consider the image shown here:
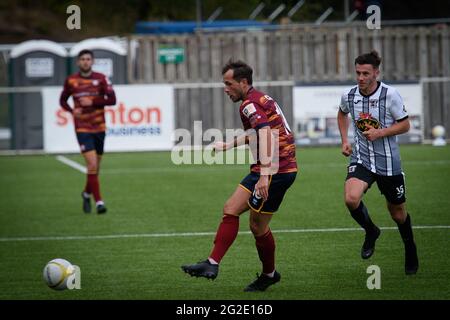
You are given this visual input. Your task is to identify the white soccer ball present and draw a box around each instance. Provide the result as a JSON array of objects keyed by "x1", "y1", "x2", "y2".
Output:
[
  {"x1": 43, "y1": 258, "x2": 75, "y2": 290},
  {"x1": 432, "y1": 125, "x2": 446, "y2": 138}
]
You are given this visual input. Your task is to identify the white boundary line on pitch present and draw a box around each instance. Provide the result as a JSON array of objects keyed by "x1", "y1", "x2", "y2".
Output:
[
  {"x1": 53, "y1": 158, "x2": 450, "y2": 175},
  {"x1": 55, "y1": 155, "x2": 87, "y2": 174},
  {"x1": 0, "y1": 225, "x2": 449, "y2": 242},
  {"x1": 98, "y1": 159, "x2": 450, "y2": 174}
]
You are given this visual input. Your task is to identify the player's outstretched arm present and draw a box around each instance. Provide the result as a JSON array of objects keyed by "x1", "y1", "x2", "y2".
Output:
[{"x1": 212, "y1": 130, "x2": 251, "y2": 152}]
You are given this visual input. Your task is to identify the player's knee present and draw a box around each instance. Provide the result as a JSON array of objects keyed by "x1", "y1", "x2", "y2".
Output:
[
  {"x1": 223, "y1": 202, "x2": 239, "y2": 216},
  {"x1": 389, "y1": 207, "x2": 406, "y2": 223},
  {"x1": 86, "y1": 162, "x2": 98, "y2": 174},
  {"x1": 250, "y1": 222, "x2": 268, "y2": 237},
  {"x1": 249, "y1": 216, "x2": 267, "y2": 236},
  {"x1": 344, "y1": 193, "x2": 360, "y2": 210},
  {"x1": 249, "y1": 220, "x2": 261, "y2": 235}
]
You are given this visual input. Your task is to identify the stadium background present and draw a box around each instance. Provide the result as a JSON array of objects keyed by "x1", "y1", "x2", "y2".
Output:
[{"x1": 0, "y1": 0, "x2": 449, "y2": 301}]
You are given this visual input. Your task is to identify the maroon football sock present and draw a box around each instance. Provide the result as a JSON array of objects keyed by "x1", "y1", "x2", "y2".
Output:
[
  {"x1": 255, "y1": 230, "x2": 276, "y2": 274},
  {"x1": 209, "y1": 214, "x2": 239, "y2": 263},
  {"x1": 88, "y1": 174, "x2": 102, "y2": 202},
  {"x1": 83, "y1": 176, "x2": 91, "y2": 194}
]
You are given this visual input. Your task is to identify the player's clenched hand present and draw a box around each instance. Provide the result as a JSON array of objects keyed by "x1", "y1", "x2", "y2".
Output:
[
  {"x1": 341, "y1": 142, "x2": 352, "y2": 157},
  {"x1": 213, "y1": 141, "x2": 230, "y2": 152},
  {"x1": 255, "y1": 175, "x2": 269, "y2": 201},
  {"x1": 79, "y1": 97, "x2": 93, "y2": 107},
  {"x1": 363, "y1": 125, "x2": 383, "y2": 141}
]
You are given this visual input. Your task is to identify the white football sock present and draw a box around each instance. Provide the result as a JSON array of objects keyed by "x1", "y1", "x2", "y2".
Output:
[{"x1": 265, "y1": 271, "x2": 275, "y2": 278}]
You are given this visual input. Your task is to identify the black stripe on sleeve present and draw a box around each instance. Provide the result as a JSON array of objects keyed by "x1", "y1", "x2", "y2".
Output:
[{"x1": 396, "y1": 115, "x2": 409, "y2": 122}]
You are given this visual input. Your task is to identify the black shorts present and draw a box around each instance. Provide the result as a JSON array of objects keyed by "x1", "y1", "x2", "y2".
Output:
[
  {"x1": 240, "y1": 172, "x2": 297, "y2": 214},
  {"x1": 346, "y1": 163, "x2": 406, "y2": 204},
  {"x1": 76, "y1": 132, "x2": 106, "y2": 155}
]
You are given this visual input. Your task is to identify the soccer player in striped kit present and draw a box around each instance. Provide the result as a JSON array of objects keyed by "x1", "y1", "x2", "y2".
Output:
[
  {"x1": 337, "y1": 50, "x2": 419, "y2": 275},
  {"x1": 60, "y1": 49, "x2": 116, "y2": 214}
]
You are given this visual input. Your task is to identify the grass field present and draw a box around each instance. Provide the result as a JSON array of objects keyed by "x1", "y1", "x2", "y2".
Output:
[{"x1": 0, "y1": 145, "x2": 449, "y2": 300}]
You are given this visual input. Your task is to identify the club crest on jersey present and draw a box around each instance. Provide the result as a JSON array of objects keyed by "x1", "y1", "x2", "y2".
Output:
[
  {"x1": 356, "y1": 112, "x2": 380, "y2": 132},
  {"x1": 369, "y1": 99, "x2": 378, "y2": 108},
  {"x1": 92, "y1": 80, "x2": 99, "y2": 86},
  {"x1": 242, "y1": 103, "x2": 257, "y2": 118},
  {"x1": 259, "y1": 95, "x2": 272, "y2": 105}
]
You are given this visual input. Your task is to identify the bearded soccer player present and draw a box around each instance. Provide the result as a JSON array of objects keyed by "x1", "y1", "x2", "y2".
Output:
[
  {"x1": 59, "y1": 49, "x2": 116, "y2": 214},
  {"x1": 337, "y1": 50, "x2": 419, "y2": 274},
  {"x1": 182, "y1": 60, "x2": 297, "y2": 292}
]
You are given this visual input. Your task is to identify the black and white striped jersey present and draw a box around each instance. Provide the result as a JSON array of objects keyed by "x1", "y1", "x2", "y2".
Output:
[{"x1": 339, "y1": 81, "x2": 409, "y2": 176}]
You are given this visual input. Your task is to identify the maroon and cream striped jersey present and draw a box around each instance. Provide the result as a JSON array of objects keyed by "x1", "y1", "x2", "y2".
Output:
[
  {"x1": 60, "y1": 72, "x2": 116, "y2": 133},
  {"x1": 239, "y1": 87, "x2": 297, "y2": 174}
]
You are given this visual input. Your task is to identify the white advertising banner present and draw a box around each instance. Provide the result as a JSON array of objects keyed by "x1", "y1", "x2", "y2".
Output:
[
  {"x1": 42, "y1": 84, "x2": 174, "y2": 153},
  {"x1": 293, "y1": 83, "x2": 423, "y2": 145}
]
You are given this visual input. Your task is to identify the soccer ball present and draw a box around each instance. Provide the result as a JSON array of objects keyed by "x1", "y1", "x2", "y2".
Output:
[
  {"x1": 432, "y1": 125, "x2": 446, "y2": 138},
  {"x1": 42, "y1": 258, "x2": 75, "y2": 290}
]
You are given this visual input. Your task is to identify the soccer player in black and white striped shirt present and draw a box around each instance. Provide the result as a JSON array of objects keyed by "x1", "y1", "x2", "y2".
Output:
[{"x1": 337, "y1": 50, "x2": 418, "y2": 275}]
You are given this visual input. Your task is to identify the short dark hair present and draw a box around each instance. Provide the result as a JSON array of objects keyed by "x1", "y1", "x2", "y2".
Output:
[
  {"x1": 78, "y1": 49, "x2": 94, "y2": 59},
  {"x1": 222, "y1": 60, "x2": 253, "y2": 85},
  {"x1": 355, "y1": 50, "x2": 381, "y2": 68}
]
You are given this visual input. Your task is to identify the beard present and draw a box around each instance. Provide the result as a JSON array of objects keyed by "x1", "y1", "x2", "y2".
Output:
[
  {"x1": 228, "y1": 91, "x2": 243, "y2": 102},
  {"x1": 79, "y1": 65, "x2": 92, "y2": 74}
]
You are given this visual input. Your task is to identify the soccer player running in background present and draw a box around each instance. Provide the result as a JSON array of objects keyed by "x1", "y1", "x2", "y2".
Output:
[
  {"x1": 60, "y1": 49, "x2": 116, "y2": 214},
  {"x1": 337, "y1": 50, "x2": 419, "y2": 274},
  {"x1": 182, "y1": 60, "x2": 297, "y2": 292}
]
